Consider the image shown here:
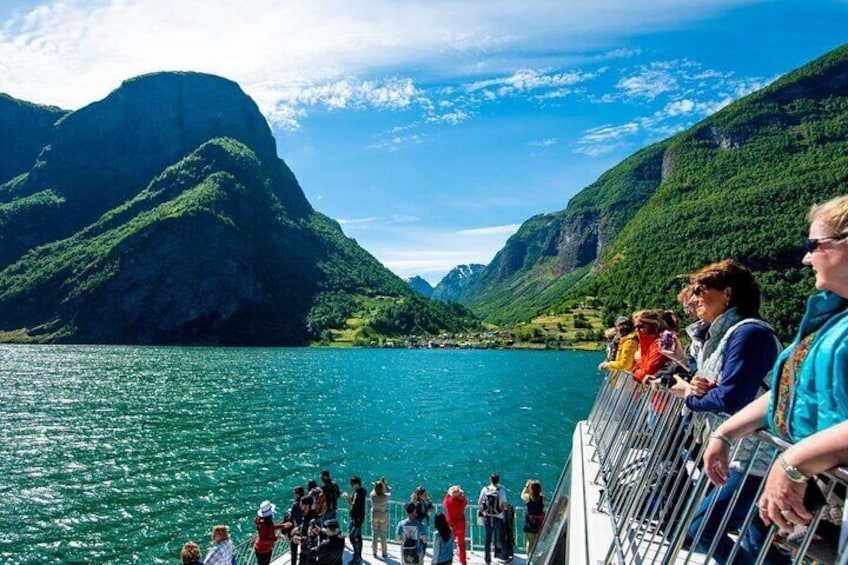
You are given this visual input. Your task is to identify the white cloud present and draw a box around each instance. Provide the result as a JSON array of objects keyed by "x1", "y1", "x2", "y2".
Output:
[
  {"x1": 456, "y1": 224, "x2": 521, "y2": 237},
  {"x1": 663, "y1": 98, "x2": 696, "y2": 116},
  {"x1": 529, "y1": 138, "x2": 558, "y2": 148},
  {"x1": 616, "y1": 65, "x2": 679, "y2": 100},
  {"x1": 0, "y1": 0, "x2": 759, "y2": 124}
]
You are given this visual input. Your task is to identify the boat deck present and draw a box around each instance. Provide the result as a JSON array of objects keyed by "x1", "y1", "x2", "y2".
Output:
[
  {"x1": 570, "y1": 420, "x2": 709, "y2": 564},
  {"x1": 271, "y1": 541, "x2": 527, "y2": 565}
]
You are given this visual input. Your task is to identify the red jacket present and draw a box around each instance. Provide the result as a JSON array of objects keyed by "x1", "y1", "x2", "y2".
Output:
[
  {"x1": 443, "y1": 493, "x2": 467, "y2": 528},
  {"x1": 632, "y1": 333, "x2": 667, "y2": 383},
  {"x1": 254, "y1": 516, "x2": 284, "y2": 554}
]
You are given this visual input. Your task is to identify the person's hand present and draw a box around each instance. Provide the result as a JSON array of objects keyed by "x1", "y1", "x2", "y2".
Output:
[
  {"x1": 703, "y1": 435, "x2": 731, "y2": 486},
  {"x1": 669, "y1": 376, "x2": 692, "y2": 398},
  {"x1": 690, "y1": 375, "x2": 716, "y2": 397},
  {"x1": 598, "y1": 362, "x2": 609, "y2": 371},
  {"x1": 758, "y1": 459, "x2": 813, "y2": 531}
]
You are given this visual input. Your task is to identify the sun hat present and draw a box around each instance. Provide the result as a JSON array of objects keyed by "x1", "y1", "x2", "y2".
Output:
[{"x1": 257, "y1": 500, "x2": 276, "y2": 518}]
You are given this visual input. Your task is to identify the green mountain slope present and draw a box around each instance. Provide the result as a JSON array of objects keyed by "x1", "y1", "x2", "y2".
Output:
[
  {"x1": 0, "y1": 93, "x2": 67, "y2": 185},
  {"x1": 0, "y1": 74, "x2": 476, "y2": 345},
  {"x1": 466, "y1": 43, "x2": 848, "y2": 336}
]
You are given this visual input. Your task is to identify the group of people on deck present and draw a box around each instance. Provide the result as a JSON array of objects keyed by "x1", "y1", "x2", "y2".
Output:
[
  {"x1": 599, "y1": 193, "x2": 848, "y2": 564},
  {"x1": 179, "y1": 470, "x2": 547, "y2": 565}
]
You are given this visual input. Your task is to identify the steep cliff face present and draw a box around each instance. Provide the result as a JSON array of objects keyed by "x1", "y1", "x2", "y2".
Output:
[
  {"x1": 0, "y1": 72, "x2": 311, "y2": 269},
  {"x1": 463, "y1": 143, "x2": 668, "y2": 322},
  {"x1": 0, "y1": 94, "x2": 67, "y2": 184},
  {"x1": 466, "y1": 43, "x2": 848, "y2": 334},
  {"x1": 0, "y1": 73, "x2": 473, "y2": 345}
]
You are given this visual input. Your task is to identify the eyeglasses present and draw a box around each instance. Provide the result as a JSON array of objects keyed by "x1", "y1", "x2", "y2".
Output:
[
  {"x1": 805, "y1": 234, "x2": 848, "y2": 253},
  {"x1": 691, "y1": 284, "x2": 709, "y2": 296}
]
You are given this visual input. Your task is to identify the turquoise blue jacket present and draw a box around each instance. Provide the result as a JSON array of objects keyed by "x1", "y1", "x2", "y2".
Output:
[{"x1": 767, "y1": 291, "x2": 848, "y2": 441}]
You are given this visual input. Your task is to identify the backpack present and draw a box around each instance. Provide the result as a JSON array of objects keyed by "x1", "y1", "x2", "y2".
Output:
[
  {"x1": 485, "y1": 487, "x2": 502, "y2": 515},
  {"x1": 401, "y1": 535, "x2": 420, "y2": 565}
]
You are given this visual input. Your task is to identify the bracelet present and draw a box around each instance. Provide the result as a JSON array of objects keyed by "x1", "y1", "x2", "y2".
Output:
[
  {"x1": 778, "y1": 453, "x2": 808, "y2": 483},
  {"x1": 709, "y1": 432, "x2": 733, "y2": 447}
]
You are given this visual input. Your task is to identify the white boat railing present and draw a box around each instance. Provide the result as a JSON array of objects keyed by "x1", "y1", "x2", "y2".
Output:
[{"x1": 584, "y1": 369, "x2": 848, "y2": 565}]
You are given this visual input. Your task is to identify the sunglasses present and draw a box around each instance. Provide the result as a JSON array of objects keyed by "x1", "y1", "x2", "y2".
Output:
[
  {"x1": 805, "y1": 234, "x2": 847, "y2": 253},
  {"x1": 691, "y1": 284, "x2": 709, "y2": 296}
]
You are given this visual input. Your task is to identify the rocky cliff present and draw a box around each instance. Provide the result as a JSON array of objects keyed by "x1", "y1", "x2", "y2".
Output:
[{"x1": 0, "y1": 72, "x2": 473, "y2": 345}]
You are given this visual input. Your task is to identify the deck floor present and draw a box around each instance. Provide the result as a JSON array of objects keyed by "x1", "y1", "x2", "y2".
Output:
[{"x1": 272, "y1": 541, "x2": 527, "y2": 565}]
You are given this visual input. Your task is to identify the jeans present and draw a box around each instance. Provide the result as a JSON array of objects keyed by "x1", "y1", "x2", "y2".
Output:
[
  {"x1": 687, "y1": 469, "x2": 762, "y2": 564},
  {"x1": 256, "y1": 551, "x2": 272, "y2": 565},
  {"x1": 483, "y1": 516, "x2": 505, "y2": 563},
  {"x1": 350, "y1": 522, "x2": 363, "y2": 563}
]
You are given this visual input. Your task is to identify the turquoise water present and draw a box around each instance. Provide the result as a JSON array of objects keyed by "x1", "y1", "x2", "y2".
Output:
[{"x1": 0, "y1": 346, "x2": 603, "y2": 564}]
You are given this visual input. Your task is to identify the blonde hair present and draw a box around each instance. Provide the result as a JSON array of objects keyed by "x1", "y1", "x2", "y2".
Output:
[
  {"x1": 180, "y1": 541, "x2": 202, "y2": 564},
  {"x1": 810, "y1": 194, "x2": 848, "y2": 234},
  {"x1": 633, "y1": 309, "x2": 666, "y2": 334},
  {"x1": 212, "y1": 525, "x2": 229, "y2": 541}
]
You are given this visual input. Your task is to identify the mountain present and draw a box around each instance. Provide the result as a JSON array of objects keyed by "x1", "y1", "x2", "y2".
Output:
[
  {"x1": 465, "y1": 43, "x2": 848, "y2": 337},
  {"x1": 431, "y1": 264, "x2": 486, "y2": 303},
  {"x1": 406, "y1": 276, "x2": 434, "y2": 297},
  {"x1": 0, "y1": 93, "x2": 67, "y2": 184},
  {"x1": 0, "y1": 72, "x2": 477, "y2": 345}
]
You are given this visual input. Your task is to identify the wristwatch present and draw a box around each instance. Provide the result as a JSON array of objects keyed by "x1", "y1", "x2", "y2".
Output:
[{"x1": 778, "y1": 454, "x2": 807, "y2": 483}]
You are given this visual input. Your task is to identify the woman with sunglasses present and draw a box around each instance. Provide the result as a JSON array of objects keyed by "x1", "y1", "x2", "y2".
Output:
[
  {"x1": 705, "y1": 194, "x2": 848, "y2": 552},
  {"x1": 669, "y1": 259, "x2": 782, "y2": 564},
  {"x1": 631, "y1": 310, "x2": 669, "y2": 383}
]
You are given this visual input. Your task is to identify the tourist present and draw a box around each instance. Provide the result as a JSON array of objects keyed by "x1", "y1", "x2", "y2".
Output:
[
  {"x1": 254, "y1": 500, "x2": 287, "y2": 565},
  {"x1": 477, "y1": 473, "x2": 510, "y2": 564},
  {"x1": 604, "y1": 327, "x2": 619, "y2": 361},
  {"x1": 705, "y1": 194, "x2": 848, "y2": 559},
  {"x1": 411, "y1": 485, "x2": 434, "y2": 525},
  {"x1": 320, "y1": 469, "x2": 341, "y2": 518},
  {"x1": 310, "y1": 518, "x2": 346, "y2": 565},
  {"x1": 397, "y1": 501, "x2": 429, "y2": 565},
  {"x1": 371, "y1": 477, "x2": 392, "y2": 559},
  {"x1": 180, "y1": 541, "x2": 204, "y2": 565},
  {"x1": 630, "y1": 309, "x2": 669, "y2": 383},
  {"x1": 284, "y1": 486, "x2": 306, "y2": 565},
  {"x1": 293, "y1": 495, "x2": 321, "y2": 555},
  {"x1": 202, "y1": 525, "x2": 234, "y2": 565},
  {"x1": 598, "y1": 316, "x2": 637, "y2": 372},
  {"x1": 431, "y1": 512, "x2": 455, "y2": 565},
  {"x1": 341, "y1": 475, "x2": 367, "y2": 565},
  {"x1": 521, "y1": 480, "x2": 545, "y2": 554},
  {"x1": 668, "y1": 259, "x2": 781, "y2": 564},
  {"x1": 443, "y1": 485, "x2": 468, "y2": 565}
]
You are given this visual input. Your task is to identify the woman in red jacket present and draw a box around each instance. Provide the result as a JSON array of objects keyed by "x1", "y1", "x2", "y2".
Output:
[
  {"x1": 443, "y1": 485, "x2": 467, "y2": 565},
  {"x1": 631, "y1": 309, "x2": 668, "y2": 382},
  {"x1": 254, "y1": 500, "x2": 287, "y2": 565}
]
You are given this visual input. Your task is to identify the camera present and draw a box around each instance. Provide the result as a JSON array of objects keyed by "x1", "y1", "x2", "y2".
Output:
[{"x1": 659, "y1": 374, "x2": 676, "y2": 389}]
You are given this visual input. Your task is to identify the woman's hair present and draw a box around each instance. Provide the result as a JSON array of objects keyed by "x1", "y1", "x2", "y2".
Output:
[
  {"x1": 661, "y1": 310, "x2": 680, "y2": 333},
  {"x1": 261, "y1": 515, "x2": 274, "y2": 528},
  {"x1": 688, "y1": 259, "x2": 761, "y2": 319},
  {"x1": 527, "y1": 480, "x2": 543, "y2": 500},
  {"x1": 212, "y1": 525, "x2": 229, "y2": 541},
  {"x1": 810, "y1": 194, "x2": 848, "y2": 234},
  {"x1": 633, "y1": 309, "x2": 666, "y2": 334},
  {"x1": 180, "y1": 541, "x2": 202, "y2": 564},
  {"x1": 374, "y1": 481, "x2": 384, "y2": 495},
  {"x1": 434, "y1": 512, "x2": 452, "y2": 541}
]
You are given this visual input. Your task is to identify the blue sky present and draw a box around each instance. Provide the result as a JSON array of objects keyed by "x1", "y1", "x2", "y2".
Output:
[{"x1": 1, "y1": 1, "x2": 847, "y2": 285}]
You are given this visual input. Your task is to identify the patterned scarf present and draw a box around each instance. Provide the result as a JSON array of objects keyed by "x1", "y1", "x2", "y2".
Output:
[{"x1": 771, "y1": 331, "x2": 817, "y2": 440}]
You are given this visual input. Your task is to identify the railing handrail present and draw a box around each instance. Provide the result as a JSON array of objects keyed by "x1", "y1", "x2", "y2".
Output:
[{"x1": 584, "y1": 369, "x2": 848, "y2": 565}]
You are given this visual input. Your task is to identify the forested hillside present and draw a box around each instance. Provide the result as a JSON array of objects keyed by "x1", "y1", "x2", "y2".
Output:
[
  {"x1": 464, "y1": 43, "x2": 848, "y2": 338},
  {"x1": 0, "y1": 72, "x2": 478, "y2": 345}
]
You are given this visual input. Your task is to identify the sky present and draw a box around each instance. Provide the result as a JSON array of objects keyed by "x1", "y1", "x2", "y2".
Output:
[{"x1": 1, "y1": 1, "x2": 847, "y2": 285}]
